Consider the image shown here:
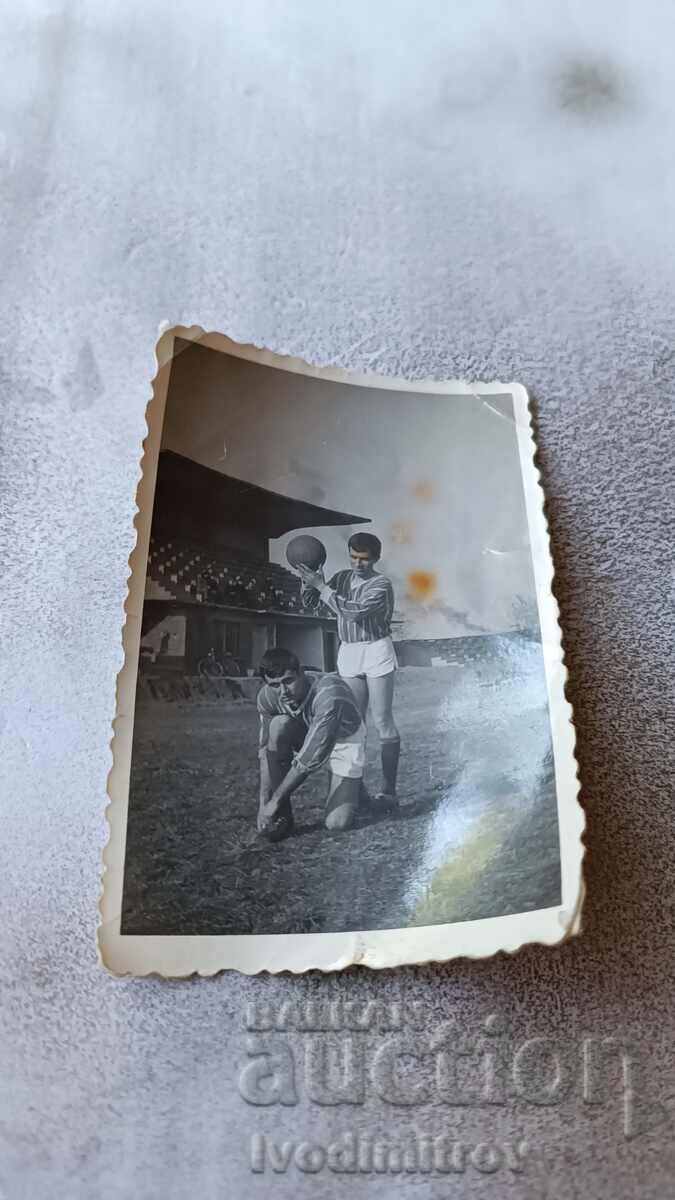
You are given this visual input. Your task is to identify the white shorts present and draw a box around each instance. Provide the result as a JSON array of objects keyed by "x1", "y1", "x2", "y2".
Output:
[
  {"x1": 337, "y1": 636, "x2": 398, "y2": 679},
  {"x1": 329, "y1": 722, "x2": 367, "y2": 779}
]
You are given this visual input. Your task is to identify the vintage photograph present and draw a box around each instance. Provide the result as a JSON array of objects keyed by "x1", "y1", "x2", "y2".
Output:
[{"x1": 100, "y1": 329, "x2": 583, "y2": 974}]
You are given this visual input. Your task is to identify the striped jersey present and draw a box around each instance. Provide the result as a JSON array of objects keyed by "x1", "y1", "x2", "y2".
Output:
[
  {"x1": 257, "y1": 673, "x2": 363, "y2": 773},
  {"x1": 302, "y1": 569, "x2": 394, "y2": 644}
]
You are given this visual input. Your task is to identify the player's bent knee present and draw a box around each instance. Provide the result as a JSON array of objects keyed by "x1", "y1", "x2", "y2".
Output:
[
  {"x1": 267, "y1": 714, "x2": 296, "y2": 750},
  {"x1": 324, "y1": 774, "x2": 359, "y2": 831},
  {"x1": 375, "y1": 720, "x2": 399, "y2": 742},
  {"x1": 325, "y1": 802, "x2": 356, "y2": 831}
]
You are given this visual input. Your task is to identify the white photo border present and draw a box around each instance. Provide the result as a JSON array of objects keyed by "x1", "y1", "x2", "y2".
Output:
[{"x1": 99, "y1": 326, "x2": 584, "y2": 976}]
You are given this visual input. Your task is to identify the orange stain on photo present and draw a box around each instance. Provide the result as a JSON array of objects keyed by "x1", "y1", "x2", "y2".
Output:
[
  {"x1": 407, "y1": 570, "x2": 437, "y2": 601},
  {"x1": 413, "y1": 480, "x2": 435, "y2": 502}
]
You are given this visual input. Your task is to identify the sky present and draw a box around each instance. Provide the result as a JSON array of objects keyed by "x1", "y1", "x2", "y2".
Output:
[{"x1": 161, "y1": 342, "x2": 538, "y2": 639}]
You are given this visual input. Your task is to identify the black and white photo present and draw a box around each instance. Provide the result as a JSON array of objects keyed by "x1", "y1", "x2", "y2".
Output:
[{"x1": 100, "y1": 328, "x2": 583, "y2": 974}]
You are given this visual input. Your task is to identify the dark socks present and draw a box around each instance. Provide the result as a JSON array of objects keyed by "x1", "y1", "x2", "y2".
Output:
[
  {"x1": 265, "y1": 750, "x2": 290, "y2": 790},
  {"x1": 264, "y1": 751, "x2": 292, "y2": 817},
  {"x1": 380, "y1": 737, "x2": 400, "y2": 796}
]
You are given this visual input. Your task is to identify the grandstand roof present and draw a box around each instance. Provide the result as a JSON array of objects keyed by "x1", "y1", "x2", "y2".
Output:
[{"x1": 155, "y1": 451, "x2": 370, "y2": 538}]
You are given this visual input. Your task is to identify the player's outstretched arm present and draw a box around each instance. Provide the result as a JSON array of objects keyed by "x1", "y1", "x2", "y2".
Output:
[
  {"x1": 298, "y1": 566, "x2": 337, "y2": 612},
  {"x1": 299, "y1": 580, "x2": 321, "y2": 610}
]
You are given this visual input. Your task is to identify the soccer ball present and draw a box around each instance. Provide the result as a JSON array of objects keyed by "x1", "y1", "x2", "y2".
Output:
[{"x1": 286, "y1": 534, "x2": 327, "y2": 571}]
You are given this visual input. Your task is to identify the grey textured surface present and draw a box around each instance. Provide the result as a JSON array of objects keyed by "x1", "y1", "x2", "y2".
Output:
[{"x1": 1, "y1": 2, "x2": 674, "y2": 1197}]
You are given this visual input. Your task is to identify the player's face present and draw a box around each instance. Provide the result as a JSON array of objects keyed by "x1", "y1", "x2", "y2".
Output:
[
  {"x1": 266, "y1": 670, "x2": 305, "y2": 704},
  {"x1": 349, "y1": 548, "x2": 377, "y2": 576}
]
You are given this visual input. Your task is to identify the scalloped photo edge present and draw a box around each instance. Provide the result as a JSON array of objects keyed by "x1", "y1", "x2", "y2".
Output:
[{"x1": 99, "y1": 326, "x2": 584, "y2": 975}]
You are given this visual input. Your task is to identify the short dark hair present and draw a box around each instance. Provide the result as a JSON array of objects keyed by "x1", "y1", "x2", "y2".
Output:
[
  {"x1": 348, "y1": 532, "x2": 382, "y2": 560},
  {"x1": 259, "y1": 647, "x2": 300, "y2": 679}
]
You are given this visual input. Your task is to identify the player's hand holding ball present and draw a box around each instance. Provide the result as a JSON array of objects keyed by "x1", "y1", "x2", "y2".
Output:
[
  {"x1": 286, "y1": 534, "x2": 327, "y2": 590},
  {"x1": 296, "y1": 563, "x2": 325, "y2": 589}
]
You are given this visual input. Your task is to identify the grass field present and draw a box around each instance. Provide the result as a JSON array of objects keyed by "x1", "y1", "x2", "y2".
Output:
[{"x1": 121, "y1": 639, "x2": 561, "y2": 935}]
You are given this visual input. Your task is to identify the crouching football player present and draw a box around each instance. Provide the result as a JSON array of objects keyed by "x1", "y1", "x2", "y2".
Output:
[
  {"x1": 256, "y1": 648, "x2": 366, "y2": 842},
  {"x1": 298, "y1": 532, "x2": 400, "y2": 807}
]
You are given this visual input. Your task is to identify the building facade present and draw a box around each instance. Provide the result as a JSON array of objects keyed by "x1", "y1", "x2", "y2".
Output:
[{"x1": 140, "y1": 451, "x2": 369, "y2": 677}]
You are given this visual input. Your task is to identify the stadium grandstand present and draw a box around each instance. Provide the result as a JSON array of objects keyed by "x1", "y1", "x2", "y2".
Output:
[{"x1": 140, "y1": 451, "x2": 370, "y2": 678}]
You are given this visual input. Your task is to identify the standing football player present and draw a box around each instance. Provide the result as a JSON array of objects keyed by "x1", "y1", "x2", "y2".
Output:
[{"x1": 298, "y1": 532, "x2": 400, "y2": 806}]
